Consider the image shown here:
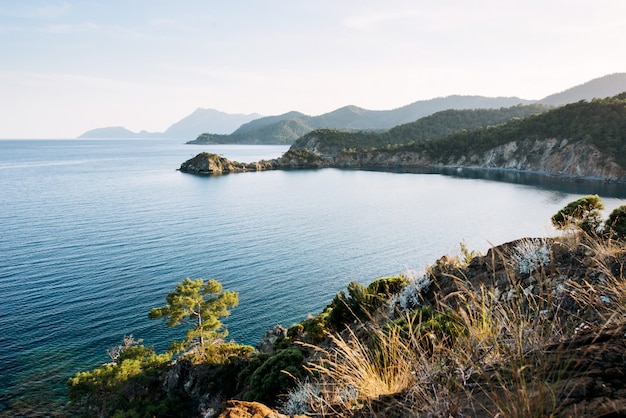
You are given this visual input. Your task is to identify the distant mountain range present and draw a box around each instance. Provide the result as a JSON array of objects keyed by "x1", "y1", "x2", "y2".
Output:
[
  {"x1": 78, "y1": 108, "x2": 261, "y2": 139},
  {"x1": 79, "y1": 73, "x2": 626, "y2": 142}
]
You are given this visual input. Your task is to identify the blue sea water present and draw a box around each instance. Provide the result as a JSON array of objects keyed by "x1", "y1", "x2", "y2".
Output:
[{"x1": 1, "y1": 139, "x2": 625, "y2": 411}]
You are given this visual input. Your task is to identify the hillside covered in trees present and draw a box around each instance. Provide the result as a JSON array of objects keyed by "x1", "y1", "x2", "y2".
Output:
[
  {"x1": 269, "y1": 94, "x2": 626, "y2": 181},
  {"x1": 289, "y1": 104, "x2": 549, "y2": 155},
  {"x1": 187, "y1": 96, "x2": 538, "y2": 145}
]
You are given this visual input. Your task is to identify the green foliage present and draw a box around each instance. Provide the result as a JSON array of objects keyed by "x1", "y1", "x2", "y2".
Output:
[
  {"x1": 280, "y1": 148, "x2": 324, "y2": 165},
  {"x1": 551, "y1": 195, "x2": 605, "y2": 233},
  {"x1": 148, "y1": 278, "x2": 238, "y2": 353},
  {"x1": 385, "y1": 307, "x2": 466, "y2": 351},
  {"x1": 459, "y1": 241, "x2": 481, "y2": 267},
  {"x1": 243, "y1": 347, "x2": 305, "y2": 405},
  {"x1": 604, "y1": 205, "x2": 626, "y2": 239},
  {"x1": 327, "y1": 276, "x2": 409, "y2": 330},
  {"x1": 291, "y1": 105, "x2": 549, "y2": 156},
  {"x1": 366, "y1": 275, "x2": 409, "y2": 298},
  {"x1": 299, "y1": 309, "x2": 330, "y2": 342},
  {"x1": 403, "y1": 95, "x2": 626, "y2": 167},
  {"x1": 67, "y1": 345, "x2": 172, "y2": 417},
  {"x1": 201, "y1": 342, "x2": 254, "y2": 365},
  {"x1": 327, "y1": 282, "x2": 369, "y2": 330}
]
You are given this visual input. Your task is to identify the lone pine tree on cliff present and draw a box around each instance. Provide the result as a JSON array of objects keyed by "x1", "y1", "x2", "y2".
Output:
[{"x1": 148, "y1": 278, "x2": 238, "y2": 353}]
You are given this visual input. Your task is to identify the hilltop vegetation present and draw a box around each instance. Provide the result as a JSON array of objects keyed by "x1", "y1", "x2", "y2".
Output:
[
  {"x1": 405, "y1": 93, "x2": 626, "y2": 167},
  {"x1": 290, "y1": 104, "x2": 549, "y2": 155}
]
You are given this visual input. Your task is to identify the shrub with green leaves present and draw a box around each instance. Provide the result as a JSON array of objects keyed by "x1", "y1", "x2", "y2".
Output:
[
  {"x1": 243, "y1": 346, "x2": 305, "y2": 405},
  {"x1": 604, "y1": 205, "x2": 626, "y2": 239},
  {"x1": 384, "y1": 307, "x2": 465, "y2": 351},
  {"x1": 328, "y1": 276, "x2": 409, "y2": 330},
  {"x1": 551, "y1": 195, "x2": 604, "y2": 234},
  {"x1": 67, "y1": 344, "x2": 172, "y2": 416}
]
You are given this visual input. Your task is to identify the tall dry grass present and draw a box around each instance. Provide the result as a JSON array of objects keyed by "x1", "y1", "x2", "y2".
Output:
[{"x1": 286, "y1": 235, "x2": 626, "y2": 417}]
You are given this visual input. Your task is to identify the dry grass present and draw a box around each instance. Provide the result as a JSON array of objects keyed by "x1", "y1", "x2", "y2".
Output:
[{"x1": 289, "y1": 235, "x2": 626, "y2": 417}]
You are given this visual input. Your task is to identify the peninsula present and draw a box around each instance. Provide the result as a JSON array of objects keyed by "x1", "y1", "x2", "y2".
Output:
[{"x1": 179, "y1": 94, "x2": 626, "y2": 182}]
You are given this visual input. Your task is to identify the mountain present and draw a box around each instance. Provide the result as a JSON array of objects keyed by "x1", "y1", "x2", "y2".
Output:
[
  {"x1": 162, "y1": 108, "x2": 262, "y2": 138},
  {"x1": 287, "y1": 104, "x2": 551, "y2": 157},
  {"x1": 539, "y1": 73, "x2": 626, "y2": 106},
  {"x1": 81, "y1": 73, "x2": 626, "y2": 142},
  {"x1": 187, "y1": 96, "x2": 533, "y2": 145},
  {"x1": 273, "y1": 93, "x2": 626, "y2": 181},
  {"x1": 189, "y1": 73, "x2": 626, "y2": 145},
  {"x1": 78, "y1": 126, "x2": 161, "y2": 139},
  {"x1": 78, "y1": 108, "x2": 262, "y2": 139}
]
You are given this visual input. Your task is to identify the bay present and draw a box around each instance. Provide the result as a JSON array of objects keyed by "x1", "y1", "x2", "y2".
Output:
[{"x1": 0, "y1": 139, "x2": 625, "y2": 411}]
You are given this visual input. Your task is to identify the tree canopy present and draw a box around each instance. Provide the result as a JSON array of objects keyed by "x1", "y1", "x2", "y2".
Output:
[{"x1": 148, "y1": 278, "x2": 238, "y2": 352}]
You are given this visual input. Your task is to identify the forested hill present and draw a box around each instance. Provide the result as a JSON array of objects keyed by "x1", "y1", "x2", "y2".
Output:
[
  {"x1": 276, "y1": 94, "x2": 626, "y2": 181},
  {"x1": 290, "y1": 104, "x2": 549, "y2": 155},
  {"x1": 187, "y1": 96, "x2": 532, "y2": 145},
  {"x1": 406, "y1": 93, "x2": 626, "y2": 167}
]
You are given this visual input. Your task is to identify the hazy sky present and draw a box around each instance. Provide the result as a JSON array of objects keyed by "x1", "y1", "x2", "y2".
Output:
[{"x1": 1, "y1": 1, "x2": 625, "y2": 138}]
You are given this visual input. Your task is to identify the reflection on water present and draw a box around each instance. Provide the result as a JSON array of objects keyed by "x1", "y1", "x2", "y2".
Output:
[{"x1": 361, "y1": 166, "x2": 626, "y2": 199}]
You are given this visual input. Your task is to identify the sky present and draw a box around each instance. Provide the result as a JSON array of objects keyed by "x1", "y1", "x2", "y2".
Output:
[{"x1": 1, "y1": 1, "x2": 625, "y2": 139}]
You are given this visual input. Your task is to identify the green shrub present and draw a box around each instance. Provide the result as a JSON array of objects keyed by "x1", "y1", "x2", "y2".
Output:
[
  {"x1": 551, "y1": 195, "x2": 604, "y2": 234},
  {"x1": 366, "y1": 275, "x2": 409, "y2": 303},
  {"x1": 300, "y1": 309, "x2": 330, "y2": 342},
  {"x1": 327, "y1": 276, "x2": 409, "y2": 331},
  {"x1": 67, "y1": 345, "x2": 172, "y2": 416},
  {"x1": 605, "y1": 205, "x2": 626, "y2": 239},
  {"x1": 327, "y1": 282, "x2": 369, "y2": 330},
  {"x1": 384, "y1": 307, "x2": 465, "y2": 351},
  {"x1": 243, "y1": 347, "x2": 305, "y2": 405}
]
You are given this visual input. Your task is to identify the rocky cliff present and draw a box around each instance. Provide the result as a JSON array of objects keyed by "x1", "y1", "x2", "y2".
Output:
[
  {"x1": 327, "y1": 137, "x2": 626, "y2": 181},
  {"x1": 180, "y1": 136, "x2": 626, "y2": 182}
]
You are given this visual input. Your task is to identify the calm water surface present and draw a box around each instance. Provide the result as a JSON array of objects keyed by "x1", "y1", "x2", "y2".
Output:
[{"x1": 1, "y1": 139, "x2": 625, "y2": 410}]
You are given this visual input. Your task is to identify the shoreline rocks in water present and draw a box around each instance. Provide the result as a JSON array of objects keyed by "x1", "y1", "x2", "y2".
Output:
[{"x1": 178, "y1": 152, "x2": 275, "y2": 175}]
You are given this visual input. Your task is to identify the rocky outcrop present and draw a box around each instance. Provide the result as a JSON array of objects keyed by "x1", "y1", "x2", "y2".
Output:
[
  {"x1": 179, "y1": 152, "x2": 275, "y2": 175},
  {"x1": 256, "y1": 325, "x2": 287, "y2": 354}
]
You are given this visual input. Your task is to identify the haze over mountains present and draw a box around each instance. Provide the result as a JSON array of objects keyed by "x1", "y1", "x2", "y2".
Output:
[
  {"x1": 79, "y1": 73, "x2": 626, "y2": 142},
  {"x1": 79, "y1": 108, "x2": 261, "y2": 139}
]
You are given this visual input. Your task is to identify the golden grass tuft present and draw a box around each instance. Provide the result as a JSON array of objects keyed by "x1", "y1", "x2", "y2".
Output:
[{"x1": 292, "y1": 235, "x2": 626, "y2": 417}]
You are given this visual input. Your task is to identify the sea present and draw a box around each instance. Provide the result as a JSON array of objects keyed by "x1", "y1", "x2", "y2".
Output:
[{"x1": 1, "y1": 138, "x2": 625, "y2": 413}]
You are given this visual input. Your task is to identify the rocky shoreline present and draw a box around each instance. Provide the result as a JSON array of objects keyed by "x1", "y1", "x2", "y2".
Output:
[{"x1": 178, "y1": 144, "x2": 626, "y2": 186}]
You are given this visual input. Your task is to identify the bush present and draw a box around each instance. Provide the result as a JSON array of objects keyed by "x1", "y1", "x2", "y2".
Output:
[
  {"x1": 384, "y1": 307, "x2": 465, "y2": 351},
  {"x1": 243, "y1": 347, "x2": 305, "y2": 405},
  {"x1": 388, "y1": 274, "x2": 433, "y2": 315},
  {"x1": 300, "y1": 309, "x2": 330, "y2": 342},
  {"x1": 328, "y1": 276, "x2": 409, "y2": 330},
  {"x1": 67, "y1": 345, "x2": 172, "y2": 416},
  {"x1": 605, "y1": 205, "x2": 626, "y2": 239},
  {"x1": 551, "y1": 195, "x2": 604, "y2": 234}
]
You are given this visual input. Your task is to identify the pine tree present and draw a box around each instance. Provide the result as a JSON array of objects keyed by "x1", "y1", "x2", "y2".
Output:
[{"x1": 148, "y1": 278, "x2": 238, "y2": 352}]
